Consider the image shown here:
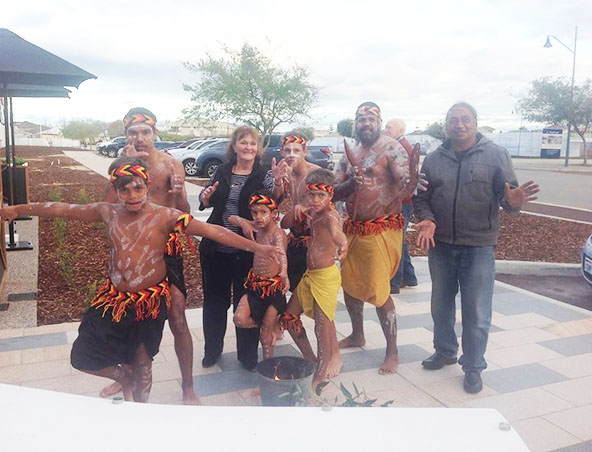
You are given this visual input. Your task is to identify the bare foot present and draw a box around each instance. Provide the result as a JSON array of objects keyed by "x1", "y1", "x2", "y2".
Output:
[
  {"x1": 100, "y1": 381, "x2": 122, "y2": 398},
  {"x1": 182, "y1": 388, "x2": 201, "y2": 405},
  {"x1": 378, "y1": 354, "x2": 399, "y2": 375},
  {"x1": 327, "y1": 352, "x2": 342, "y2": 379},
  {"x1": 275, "y1": 326, "x2": 284, "y2": 341},
  {"x1": 338, "y1": 334, "x2": 365, "y2": 349}
]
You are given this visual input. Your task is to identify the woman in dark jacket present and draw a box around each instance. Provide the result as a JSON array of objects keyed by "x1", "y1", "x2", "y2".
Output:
[{"x1": 199, "y1": 126, "x2": 266, "y2": 370}]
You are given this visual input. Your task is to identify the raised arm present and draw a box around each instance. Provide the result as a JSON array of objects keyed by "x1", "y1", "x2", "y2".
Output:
[
  {"x1": 327, "y1": 210, "x2": 348, "y2": 261},
  {"x1": 184, "y1": 217, "x2": 281, "y2": 263},
  {"x1": 0, "y1": 202, "x2": 106, "y2": 223},
  {"x1": 280, "y1": 204, "x2": 311, "y2": 229},
  {"x1": 272, "y1": 228, "x2": 289, "y2": 292},
  {"x1": 167, "y1": 159, "x2": 191, "y2": 213}
]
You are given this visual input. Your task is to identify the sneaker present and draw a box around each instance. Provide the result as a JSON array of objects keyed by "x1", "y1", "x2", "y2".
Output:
[{"x1": 463, "y1": 371, "x2": 483, "y2": 394}]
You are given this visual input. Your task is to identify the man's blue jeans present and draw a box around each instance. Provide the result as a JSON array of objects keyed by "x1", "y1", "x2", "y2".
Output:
[
  {"x1": 428, "y1": 242, "x2": 495, "y2": 372},
  {"x1": 391, "y1": 204, "x2": 417, "y2": 289}
]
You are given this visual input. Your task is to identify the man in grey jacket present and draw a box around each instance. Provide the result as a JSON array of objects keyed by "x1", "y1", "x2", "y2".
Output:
[{"x1": 414, "y1": 102, "x2": 540, "y2": 393}]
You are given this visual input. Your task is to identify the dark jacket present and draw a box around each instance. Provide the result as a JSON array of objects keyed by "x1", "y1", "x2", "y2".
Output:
[
  {"x1": 413, "y1": 134, "x2": 519, "y2": 247},
  {"x1": 198, "y1": 162, "x2": 266, "y2": 257}
]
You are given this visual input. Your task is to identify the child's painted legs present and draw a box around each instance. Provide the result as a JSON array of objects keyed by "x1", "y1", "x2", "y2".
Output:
[
  {"x1": 233, "y1": 295, "x2": 258, "y2": 328},
  {"x1": 168, "y1": 284, "x2": 200, "y2": 405},
  {"x1": 312, "y1": 302, "x2": 337, "y2": 390},
  {"x1": 260, "y1": 306, "x2": 279, "y2": 360},
  {"x1": 282, "y1": 293, "x2": 316, "y2": 362}
]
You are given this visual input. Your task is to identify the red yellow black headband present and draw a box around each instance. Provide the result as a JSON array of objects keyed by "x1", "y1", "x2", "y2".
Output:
[
  {"x1": 306, "y1": 183, "x2": 334, "y2": 193},
  {"x1": 249, "y1": 194, "x2": 278, "y2": 210},
  {"x1": 281, "y1": 135, "x2": 307, "y2": 148},
  {"x1": 124, "y1": 113, "x2": 157, "y2": 130},
  {"x1": 355, "y1": 105, "x2": 381, "y2": 120},
  {"x1": 110, "y1": 164, "x2": 149, "y2": 183}
]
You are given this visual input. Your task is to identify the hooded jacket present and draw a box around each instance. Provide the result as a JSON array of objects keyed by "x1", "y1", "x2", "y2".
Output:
[{"x1": 413, "y1": 134, "x2": 520, "y2": 246}]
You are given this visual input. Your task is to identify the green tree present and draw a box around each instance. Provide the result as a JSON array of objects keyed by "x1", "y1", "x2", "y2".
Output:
[
  {"x1": 62, "y1": 120, "x2": 105, "y2": 142},
  {"x1": 337, "y1": 118, "x2": 353, "y2": 137},
  {"x1": 107, "y1": 120, "x2": 124, "y2": 138},
  {"x1": 423, "y1": 121, "x2": 446, "y2": 140},
  {"x1": 517, "y1": 76, "x2": 592, "y2": 164},
  {"x1": 183, "y1": 43, "x2": 318, "y2": 143}
]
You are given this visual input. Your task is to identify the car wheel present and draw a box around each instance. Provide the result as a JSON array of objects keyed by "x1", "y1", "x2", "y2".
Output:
[
  {"x1": 107, "y1": 148, "x2": 117, "y2": 158},
  {"x1": 183, "y1": 159, "x2": 198, "y2": 177},
  {"x1": 204, "y1": 159, "x2": 222, "y2": 178}
]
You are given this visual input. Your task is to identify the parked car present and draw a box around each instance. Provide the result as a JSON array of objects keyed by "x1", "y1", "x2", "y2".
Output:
[
  {"x1": 166, "y1": 138, "x2": 226, "y2": 176},
  {"x1": 98, "y1": 136, "x2": 126, "y2": 157},
  {"x1": 582, "y1": 234, "x2": 592, "y2": 286},
  {"x1": 193, "y1": 136, "x2": 334, "y2": 178}
]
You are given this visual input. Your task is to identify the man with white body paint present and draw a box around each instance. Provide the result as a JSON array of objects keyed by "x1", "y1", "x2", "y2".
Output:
[
  {"x1": 334, "y1": 102, "x2": 419, "y2": 375},
  {"x1": 265, "y1": 131, "x2": 321, "y2": 291},
  {"x1": 102, "y1": 107, "x2": 199, "y2": 404}
]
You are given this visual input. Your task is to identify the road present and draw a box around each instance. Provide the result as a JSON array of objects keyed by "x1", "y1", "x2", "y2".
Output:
[{"x1": 513, "y1": 165, "x2": 592, "y2": 210}]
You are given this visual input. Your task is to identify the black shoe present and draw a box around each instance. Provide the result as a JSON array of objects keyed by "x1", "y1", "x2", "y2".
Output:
[
  {"x1": 463, "y1": 371, "x2": 483, "y2": 394},
  {"x1": 401, "y1": 279, "x2": 418, "y2": 288},
  {"x1": 240, "y1": 360, "x2": 257, "y2": 372},
  {"x1": 421, "y1": 352, "x2": 458, "y2": 370},
  {"x1": 201, "y1": 354, "x2": 220, "y2": 368}
]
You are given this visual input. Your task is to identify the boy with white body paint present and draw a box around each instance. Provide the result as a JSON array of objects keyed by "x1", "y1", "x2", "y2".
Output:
[
  {"x1": 0, "y1": 157, "x2": 280, "y2": 403},
  {"x1": 103, "y1": 107, "x2": 199, "y2": 404},
  {"x1": 229, "y1": 192, "x2": 289, "y2": 360},
  {"x1": 280, "y1": 169, "x2": 348, "y2": 392}
]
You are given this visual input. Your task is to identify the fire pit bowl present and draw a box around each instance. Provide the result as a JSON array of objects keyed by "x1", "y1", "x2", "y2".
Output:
[{"x1": 255, "y1": 356, "x2": 315, "y2": 406}]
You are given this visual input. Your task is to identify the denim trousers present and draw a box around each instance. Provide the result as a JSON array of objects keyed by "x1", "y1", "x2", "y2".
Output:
[
  {"x1": 390, "y1": 203, "x2": 417, "y2": 289},
  {"x1": 428, "y1": 242, "x2": 495, "y2": 372}
]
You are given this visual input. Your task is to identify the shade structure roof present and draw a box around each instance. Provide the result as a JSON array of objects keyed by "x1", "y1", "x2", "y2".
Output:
[{"x1": 0, "y1": 28, "x2": 96, "y2": 98}]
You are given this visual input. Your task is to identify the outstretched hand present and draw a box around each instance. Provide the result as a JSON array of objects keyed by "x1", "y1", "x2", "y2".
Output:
[
  {"x1": 168, "y1": 163, "x2": 184, "y2": 194},
  {"x1": 416, "y1": 220, "x2": 436, "y2": 251},
  {"x1": 200, "y1": 181, "x2": 219, "y2": 207},
  {"x1": 504, "y1": 180, "x2": 540, "y2": 209},
  {"x1": 294, "y1": 204, "x2": 312, "y2": 222}
]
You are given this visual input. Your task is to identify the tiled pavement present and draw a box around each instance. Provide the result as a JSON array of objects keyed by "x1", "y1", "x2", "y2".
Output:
[{"x1": 1, "y1": 259, "x2": 592, "y2": 452}]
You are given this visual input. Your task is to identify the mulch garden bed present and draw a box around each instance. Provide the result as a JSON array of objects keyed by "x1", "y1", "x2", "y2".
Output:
[
  {"x1": 11, "y1": 146, "x2": 592, "y2": 325},
  {"x1": 15, "y1": 146, "x2": 202, "y2": 326}
]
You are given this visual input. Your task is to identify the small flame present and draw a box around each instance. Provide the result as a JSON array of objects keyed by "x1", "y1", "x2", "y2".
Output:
[{"x1": 273, "y1": 375, "x2": 280, "y2": 381}]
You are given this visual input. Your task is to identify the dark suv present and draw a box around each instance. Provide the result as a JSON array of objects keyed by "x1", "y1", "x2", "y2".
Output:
[
  {"x1": 194, "y1": 135, "x2": 334, "y2": 178},
  {"x1": 98, "y1": 137, "x2": 126, "y2": 157}
]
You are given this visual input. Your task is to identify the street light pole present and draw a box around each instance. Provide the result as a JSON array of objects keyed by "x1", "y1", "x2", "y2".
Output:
[{"x1": 544, "y1": 26, "x2": 578, "y2": 167}]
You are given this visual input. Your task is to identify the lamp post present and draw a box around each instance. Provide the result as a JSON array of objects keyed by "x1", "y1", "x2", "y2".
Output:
[{"x1": 544, "y1": 26, "x2": 577, "y2": 167}]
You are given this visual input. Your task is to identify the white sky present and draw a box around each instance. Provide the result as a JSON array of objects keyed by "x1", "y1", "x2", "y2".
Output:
[{"x1": 3, "y1": 0, "x2": 592, "y2": 132}]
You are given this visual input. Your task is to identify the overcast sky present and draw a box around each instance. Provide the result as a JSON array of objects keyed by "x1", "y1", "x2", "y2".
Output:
[{"x1": 4, "y1": 0, "x2": 592, "y2": 132}]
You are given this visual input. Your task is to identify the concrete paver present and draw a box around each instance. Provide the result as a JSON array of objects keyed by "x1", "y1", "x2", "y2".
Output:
[{"x1": 1, "y1": 150, "x2": 591, "y2": 452}]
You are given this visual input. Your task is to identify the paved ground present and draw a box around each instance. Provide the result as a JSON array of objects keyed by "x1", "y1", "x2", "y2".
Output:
[
  {"x1": 1, "y1": 261, "x2": 592, "y2": 451},
  {"x1": 1, "y1": 150, "x2": 591, "y2": 451}
]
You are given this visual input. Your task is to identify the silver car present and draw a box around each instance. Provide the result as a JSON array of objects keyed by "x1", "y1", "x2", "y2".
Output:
[{"x1": 166, "y1": 138, "x2": 225, "y2": 176}]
